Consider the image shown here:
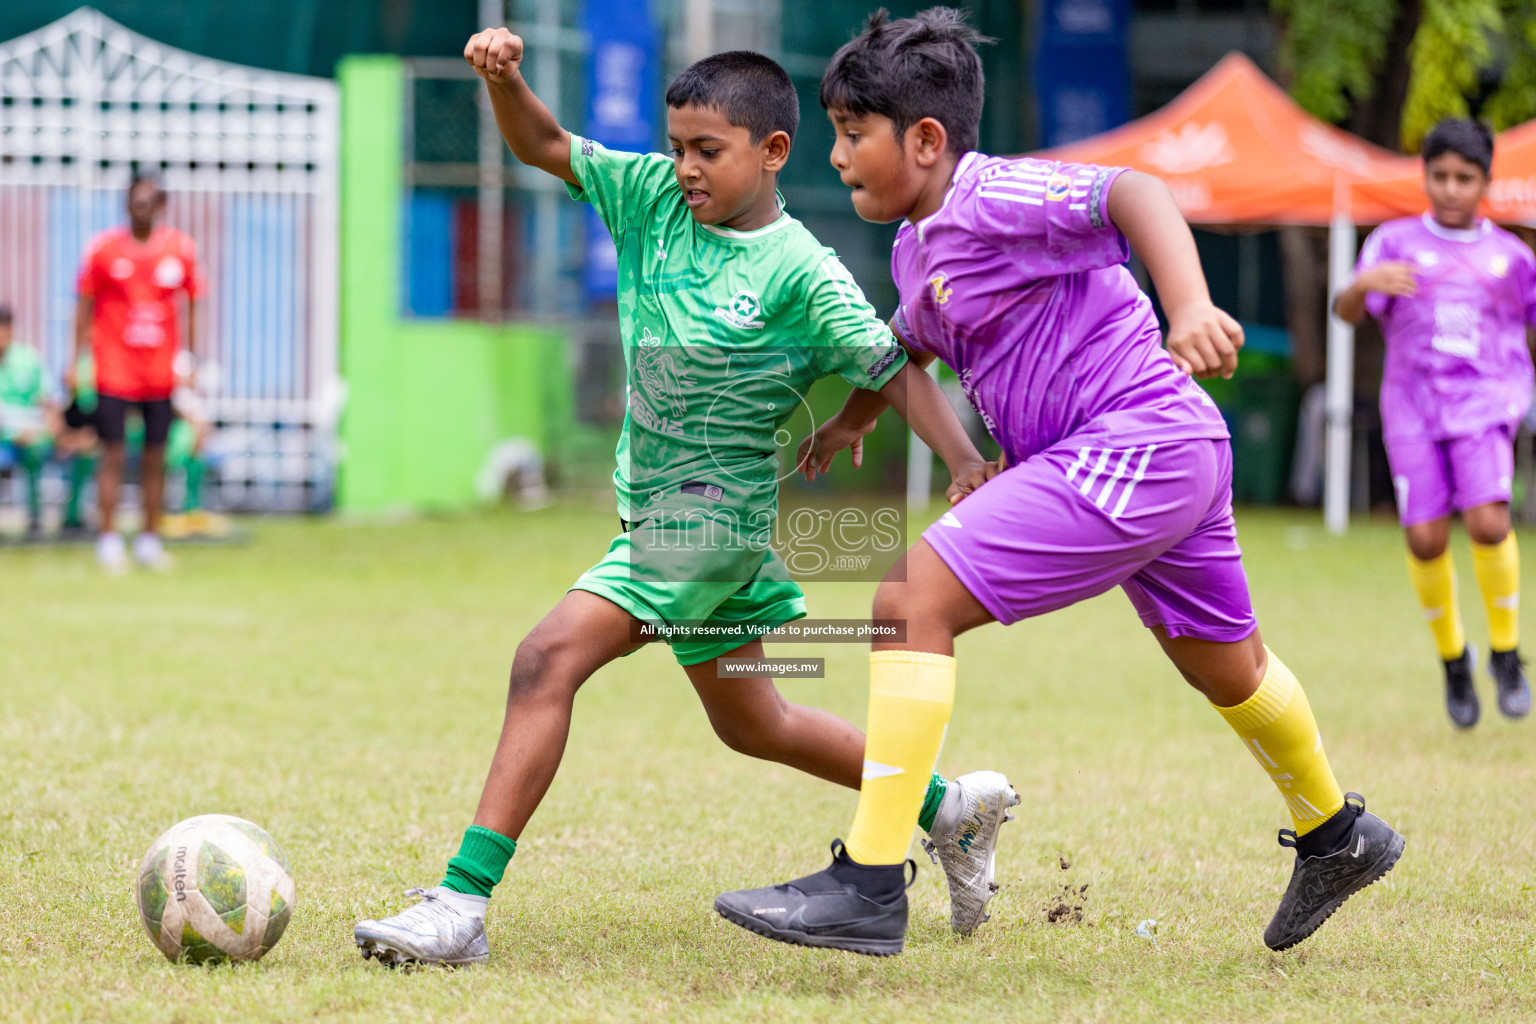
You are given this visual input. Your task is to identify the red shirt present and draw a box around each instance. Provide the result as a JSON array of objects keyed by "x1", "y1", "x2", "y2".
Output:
[{"x1": 78, "y1": 226, "x2": 205, "y2": 400}]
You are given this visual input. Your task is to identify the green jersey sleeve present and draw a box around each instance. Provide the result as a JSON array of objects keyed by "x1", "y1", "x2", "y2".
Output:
[
  {"x1": 564, "y1": 135, "x2": 678, "y2": 238},
  {"x1": 802, "y1": 252, "x2": 907, "y2": 391}
]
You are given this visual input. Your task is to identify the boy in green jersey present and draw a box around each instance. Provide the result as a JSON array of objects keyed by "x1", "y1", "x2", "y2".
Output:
[
  {"x1": 0, "y1": 305, "x2": 56, "y2": 540},
  {"x1": 354, "y1": 33, "x2": 1019, "y2": 966}
]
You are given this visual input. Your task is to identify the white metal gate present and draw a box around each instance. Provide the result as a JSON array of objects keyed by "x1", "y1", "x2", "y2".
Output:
[{"x1": 0, "y1": 7, "x2": 340, "y2": 511}]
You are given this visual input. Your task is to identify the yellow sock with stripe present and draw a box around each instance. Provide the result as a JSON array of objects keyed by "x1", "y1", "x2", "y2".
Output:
[
  {"x1": 1406, "y1": 550, "x2": 1467, "y2": 660},
  {"x1": 1471, "y1": 534, "x2": 1520, "y2": 652},
  {"x1": 1214, "y1": 648, "x2": 1345, "y2": 836},
  {"x1": 845, "y1": 651, "x2": 955, "y2": 865}
]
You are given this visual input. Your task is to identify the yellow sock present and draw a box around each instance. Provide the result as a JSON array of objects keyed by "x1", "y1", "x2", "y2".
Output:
[
  {"x1": 1214, "y1": 648, "x2": 1345, "y2": 835},
  {"x1": 1406, "y1": 551, "x2": 1467, "y2": 660},
  {"x1": 1471, "y1": 534, "x2": 1520, "y2": 652},
  {"x1": 845, "y1": 651, "x2": 955, "y2": 865}
]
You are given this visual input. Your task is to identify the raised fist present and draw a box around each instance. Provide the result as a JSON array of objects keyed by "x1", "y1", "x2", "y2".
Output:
[{"x1": 464, "y1": 27, "x2": 523, "y2": 83}]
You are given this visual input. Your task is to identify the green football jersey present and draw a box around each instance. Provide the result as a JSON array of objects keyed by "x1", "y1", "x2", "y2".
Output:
[
  {"x1": 0, "y1": 341, "x2": 45, "y2": 438},
  {"x1": 567, "y1": 136, "x2": 907, "y2": 522}
]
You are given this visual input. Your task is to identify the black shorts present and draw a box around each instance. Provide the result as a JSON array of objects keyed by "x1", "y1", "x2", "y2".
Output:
[
  {"x1": 63, "y1": 400, "x2": 97, "y2": 431},
  {"x1": 95, "y1": 395, "x2": 176, "y2": 447}
]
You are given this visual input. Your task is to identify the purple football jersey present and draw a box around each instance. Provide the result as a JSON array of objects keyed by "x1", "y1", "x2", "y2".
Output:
[
  {"x1": 891, "y1": 152, "x2": 1228, "y2": 464},
  {"x1": 1356, "y1": 214, "x2": 1536, "y2": 441}
]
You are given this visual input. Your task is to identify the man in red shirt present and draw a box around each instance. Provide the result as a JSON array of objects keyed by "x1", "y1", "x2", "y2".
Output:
[{"x1": 71, "y1": 174, "x2": 205, "y2": 571}]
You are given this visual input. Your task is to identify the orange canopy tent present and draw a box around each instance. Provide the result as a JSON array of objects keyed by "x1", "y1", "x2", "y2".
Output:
[
  {"x1": 1358, "y1": 118, "x2": 1536, "y2": 224},
  {"x1": 1029, "y1": 52, "x2": 1419, "y2": 532},
  {"x1": 1037, "y1": 52, "x2": 1414, "y2": 226}
]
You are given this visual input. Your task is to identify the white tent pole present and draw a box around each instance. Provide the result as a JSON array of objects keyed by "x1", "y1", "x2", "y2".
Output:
[
  {"x1": 1323, "y1": 180, "x2": 1357, "y2": 535},
  {"x1": 907, "y1": 361, "x2": 940, "y2": 515}
]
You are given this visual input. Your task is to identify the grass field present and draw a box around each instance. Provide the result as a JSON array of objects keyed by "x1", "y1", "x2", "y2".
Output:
[{"x1": 2, "y1": 504, "x2": 1534, "y2": 1023}]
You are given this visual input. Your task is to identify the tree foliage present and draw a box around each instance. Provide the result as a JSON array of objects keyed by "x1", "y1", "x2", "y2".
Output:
[
  {"x1": 1271, "y1": 0, "x2": 1398, "y2": 124},
  {"x1": 1272, "y1": 0, "x2": 1536, "y2": 150},
  {"x1": 1482, "y1": 2, "x2": 1536, "y2": 129},
  {"x1": 1401, "y1": 0, "x2": 1499, "y2": 148}
]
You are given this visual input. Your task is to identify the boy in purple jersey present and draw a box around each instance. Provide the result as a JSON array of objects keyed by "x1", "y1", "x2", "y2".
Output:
[
  {"x1": 714, "y1": 7, "x2": 1403, "y2": 956},
  {"x1": 1335, "y1": 119, "x2": 1534, "y2": 727}
]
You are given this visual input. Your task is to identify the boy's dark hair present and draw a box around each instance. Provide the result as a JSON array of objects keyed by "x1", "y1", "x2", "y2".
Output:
[
  {"x1": 0, "y1": 304, "x2": 12, "y2": 326},
  {"x1": 820, "y1": 7, "x2": 989, "y2": 156},
  {"x1": 1423, "y1": 119, "x2": 1494, "y2": 176},
  {"x1": 665, "y1": 51, "x2": 800, "y2": 144},
  {"x1": 128, "y1": 169, "x2": 166, "y2": 200}
]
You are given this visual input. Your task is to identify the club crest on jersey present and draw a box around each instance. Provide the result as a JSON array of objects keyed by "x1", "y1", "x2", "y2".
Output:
[
  {"x1": 930, "y1": 273, "x2": 953, "y2": 305},
  {"x1": 1414, "y1": 251, "x2": 1440, "y2": 267},
  {"x1": 110, "y1": 257, "x2": 134, "y2": 280},
  {"x1": 715, "y1": 290, "x2": 765, "y2": 330},
  {"x1": 1046, "y1": 173, "x2": 1072, "y2": 201},
  {"x1": 1491, "y1": 254, "x2": 1510, "y2": 277}
]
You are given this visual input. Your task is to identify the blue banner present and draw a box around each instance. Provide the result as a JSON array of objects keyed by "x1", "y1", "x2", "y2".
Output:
[
  {"x1": 580, "y1": 0, "x2": 659, "y2": 301},
  {"x1": 1034, "y1": 0, "x2": 1130, "y2": 148}
]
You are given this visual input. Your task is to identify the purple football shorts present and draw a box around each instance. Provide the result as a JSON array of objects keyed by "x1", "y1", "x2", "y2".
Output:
[
  {"x1": 1385, "y1": 423, "x2": 1517, "y2": 527},
  {"x1": 922, "y1": 436, "x2": 1258, "y2": 643}
]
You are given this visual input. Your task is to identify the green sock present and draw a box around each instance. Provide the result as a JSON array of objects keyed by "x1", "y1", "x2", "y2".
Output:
[
  {"x1": 441, "y1": 825, "x2": 517, "y2": 898},
  {"x1": 65, "y1": 455, "x2": 94, "y2": 525},
  {"x1": 184, "y1": 457, "x2": 204, "y2": 512},
  {"x1": 916, "y1": 771, "x2": 948, "y2": 833},
  {"x1": 21, "y1": 454, "x2": 42, "y2": 526}
]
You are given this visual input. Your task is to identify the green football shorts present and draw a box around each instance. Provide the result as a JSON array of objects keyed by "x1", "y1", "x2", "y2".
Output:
[{"x1": 570, "y1": 515, "x2": 806, "y2": 666}]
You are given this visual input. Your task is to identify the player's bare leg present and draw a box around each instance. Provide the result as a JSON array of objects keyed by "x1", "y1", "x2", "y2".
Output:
[
  {"x1": 98, "y1": 441, "x2": 123, "y2": 534},
  {"x1": 140, "y1": 444, "x2": 166, "y2": 535},
  {"x1": 872, "y1": 539, "x2": 996, "y2": 655},
  {"x1": 132, "y1": 444, "x2": 172, "y2": 570},
  {"x1": 1150, "y1": 626, "x2": 1265, "y2": 706},
  {"x1": 357, "y1": 590, "x2": 641, "y2": 967},
  {"x1": 471, "y1": 590, "x2": 643, "y2": 839},
  {"x1": 684, "y1": 640, "x2": 864, "y2": 788},
  {"x1": 95, "y1": 441, "x2": 128, "y2": 572}
]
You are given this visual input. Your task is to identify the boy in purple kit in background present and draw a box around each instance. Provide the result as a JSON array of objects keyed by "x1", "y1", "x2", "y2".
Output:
[
  {"x1": 714, "y1": 7, "x2": 1402, "y2": 957},
  {"x1": 1335, "y1": 119, "x2": 1534, "y2": 728}
]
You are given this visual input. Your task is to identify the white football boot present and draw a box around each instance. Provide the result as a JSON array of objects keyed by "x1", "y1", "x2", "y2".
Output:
[
  {"x1": 97, "y1": 531, "x2": 128, "y2": 574},
  {"x1": 921, "y1": 770, "x2": 1020, "y2": 934},
  {"x1": 133, "y1": 532, "x2": 173, "y2": 572},
  {"x1": 354, "y1": 887, "x2": 490, "y2": 967}
]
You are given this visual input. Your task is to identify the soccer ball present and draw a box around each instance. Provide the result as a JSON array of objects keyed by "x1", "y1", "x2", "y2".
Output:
[{"x1": 134, "y1": 814, "x2": 296, "y2": 964}]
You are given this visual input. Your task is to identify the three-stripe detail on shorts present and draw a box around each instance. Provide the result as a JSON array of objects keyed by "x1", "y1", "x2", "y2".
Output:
[{"x1": 1063, "y1": 445, "x2": 1158, "y2": 518}]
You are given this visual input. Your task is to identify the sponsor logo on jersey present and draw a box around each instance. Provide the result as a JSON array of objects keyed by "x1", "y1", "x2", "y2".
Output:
[
  {"x1": 1046, "y1": 173, "x2": 1072, "y2": 201},
  {"x1": 714, "y1": 290, "x2": 765, "y2": 329},
  {"x1": 1431, "y1": 300, "x2": 1480, "y2": 358},
  {"x1": 930, "y1": 273, "x2": 953, "y2": 305},
  {"x1": 154, "y1": 257, "x2": 185, "y2": 289}
]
